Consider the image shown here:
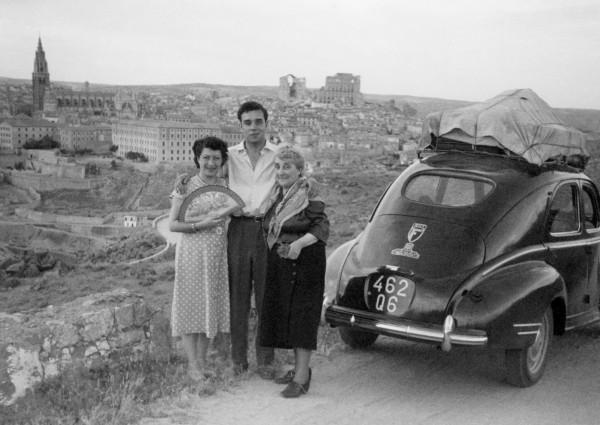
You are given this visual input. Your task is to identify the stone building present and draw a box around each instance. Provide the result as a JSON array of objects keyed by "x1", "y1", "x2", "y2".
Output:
[
  {"x1": 57, "y1": 124, "x2": 112, "y2": 152},
  {"x1": 111, "y1": 120, "x2": 245, "y2": 163},
  {"x1": 32, "y1": 37, "x2": 50, "y2": 114},
  {"x1": 0, "y1": 117, "x2": 56, "y2": 153},
  {"x1": 317, "y1": 73, "x2": 363, "y2": 106},
  {"x1": 45, "y1": 82, "x2": 116, "y2": 117},
  {"x1": 279, "y1": 74, "x2": 308, "y2": 102}
]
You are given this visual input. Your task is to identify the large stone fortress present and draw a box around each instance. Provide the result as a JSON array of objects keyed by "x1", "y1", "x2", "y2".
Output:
[
  {"x1": 32, "y1": 37, "x2": 50, "y2": 114},
  {"x1": 317, "y1": 72, "x2": 363, "y2": 106},
  {"x1": 279, "y1": 74, "x2": 308, "y2": 102}
]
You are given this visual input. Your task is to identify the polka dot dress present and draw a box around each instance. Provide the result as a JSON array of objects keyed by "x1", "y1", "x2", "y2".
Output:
[{"x1": 171, "y1": 175, "x2": 230, "y2": 338}]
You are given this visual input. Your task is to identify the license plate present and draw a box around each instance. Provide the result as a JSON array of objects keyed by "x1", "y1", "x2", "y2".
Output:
[{"x1": 365, "y1": 274, "x2": 415, "y2": 315}]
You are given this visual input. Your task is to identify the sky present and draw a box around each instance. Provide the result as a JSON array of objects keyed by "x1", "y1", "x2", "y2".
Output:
[{"x1": 1, "y1": 0, "x2": 600, "y2": 109}]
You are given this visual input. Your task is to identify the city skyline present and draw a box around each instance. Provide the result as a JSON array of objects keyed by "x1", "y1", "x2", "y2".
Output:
[{"x1": 1, "y1": 0, "x2": 599, "y2": 109}]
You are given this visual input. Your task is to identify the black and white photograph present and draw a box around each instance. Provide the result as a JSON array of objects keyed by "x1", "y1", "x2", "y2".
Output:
[{"x1": 1, "y1": 1, "x2": 599, "y2": 424}]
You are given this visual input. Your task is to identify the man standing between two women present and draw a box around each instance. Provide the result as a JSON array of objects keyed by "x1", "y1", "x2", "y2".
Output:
[{"x1": 168, "y1": 100, "x2": 329, "y2": 398}]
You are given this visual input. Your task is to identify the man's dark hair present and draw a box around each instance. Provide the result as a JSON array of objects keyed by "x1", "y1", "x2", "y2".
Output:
[
  {"x1": 192, "y1": 136, "x2": 228, "y2": 169},
  {"x1": 237, "y1": 101, "x2": 268, "y2": 123}
]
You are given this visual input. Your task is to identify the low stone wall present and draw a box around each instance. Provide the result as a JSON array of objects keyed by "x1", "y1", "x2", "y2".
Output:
[
  {"x1": 0, "y1": 223, "x2": 107, "y2": 253},
  {"x1": 0, "y1": 289, "x2": 171, "y2": 406},
  {"x1": 14, "y1": 208, "x2": 106, "y2": 226},
  {"x1": 5, "y1": 170, "x2": 105, "y2": 192}
]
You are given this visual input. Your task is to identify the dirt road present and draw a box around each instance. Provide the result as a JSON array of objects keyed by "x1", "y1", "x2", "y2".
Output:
[{"x1": 140, "y1": 324, "x2": 600, "y2": 425}]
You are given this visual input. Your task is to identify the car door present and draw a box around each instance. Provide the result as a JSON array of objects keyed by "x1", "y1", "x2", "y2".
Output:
[
  {"x1": 580, "y1": 181, "x2": 600, "y2": 323},
  {"x1": 543, "y1": 181, "x2": 590, "y2": 329}
]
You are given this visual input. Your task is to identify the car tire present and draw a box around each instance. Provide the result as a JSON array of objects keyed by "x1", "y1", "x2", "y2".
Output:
[
  {"x1": 505, "y1": 306, "x2": 553, "y2": 387},
  {"x1": 339, "y1": 327, "x2": 378, "y2": 348}
]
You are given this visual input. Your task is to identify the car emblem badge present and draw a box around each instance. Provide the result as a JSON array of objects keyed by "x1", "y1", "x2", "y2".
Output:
[{"x1": 391, "y1": 223, "x2": 427, "y2": 259}]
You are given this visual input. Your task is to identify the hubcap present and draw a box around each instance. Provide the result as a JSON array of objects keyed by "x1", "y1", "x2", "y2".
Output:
[{"x1": 526, "y1": 311, "x2": 550, "y2": 374}]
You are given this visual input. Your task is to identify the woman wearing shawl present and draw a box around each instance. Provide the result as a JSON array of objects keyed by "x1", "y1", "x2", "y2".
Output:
[{"x1": 259, "y1": 147, "x2": 329, "y2": 398}]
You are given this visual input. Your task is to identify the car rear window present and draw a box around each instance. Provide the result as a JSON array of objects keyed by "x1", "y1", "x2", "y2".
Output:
[{"x1": 404, "y1": 173, "x2": 494, "y2": 207}]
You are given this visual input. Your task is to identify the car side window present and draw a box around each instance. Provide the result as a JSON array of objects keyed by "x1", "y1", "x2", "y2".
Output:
[
  {"x1": 582, "y1": 183, "x2": 600, "y2": 230},
  {"x1": 548, "y1": 183, "x2": 580, "y2": 234}
]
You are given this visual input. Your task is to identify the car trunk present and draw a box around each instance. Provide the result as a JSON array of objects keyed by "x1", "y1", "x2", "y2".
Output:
[
  {"x1": 341, "y1": 214, "x2": 486, "y2": 322},
  {"x1": 355, "y1": 215, "x2": 485, "y2": 277}
]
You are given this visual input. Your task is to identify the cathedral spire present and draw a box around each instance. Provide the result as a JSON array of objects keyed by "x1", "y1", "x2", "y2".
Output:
[{"x1": 32, "y1": 36, "x2": 50, "y2": 114}]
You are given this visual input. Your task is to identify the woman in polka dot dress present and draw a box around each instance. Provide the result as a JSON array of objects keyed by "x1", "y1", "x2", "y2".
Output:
[{"x1": 168, "y1": 136, "x2": 236, "y2": 380}]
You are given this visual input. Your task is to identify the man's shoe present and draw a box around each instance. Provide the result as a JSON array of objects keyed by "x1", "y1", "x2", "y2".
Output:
[
  {"x1": 233, "y1": 363, "x2": 248, "y2": 376},
  {"x1": 274, "y1": 369, "x2": 295, "y2": 385},
  {"x1": 256, "y1": 365, "x2": 276, "y2": 380}
]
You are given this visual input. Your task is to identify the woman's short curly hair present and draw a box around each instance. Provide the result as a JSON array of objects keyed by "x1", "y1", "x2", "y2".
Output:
[
  {"x1": 192, "y1": 136, "x2": 228, "y2": 169},
  {"x1": 275, "y1": 146, "x2": 305, "y2": 172}
]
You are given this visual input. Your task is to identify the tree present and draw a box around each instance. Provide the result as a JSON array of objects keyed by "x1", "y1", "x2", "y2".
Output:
[
  {"x1": 109, "y1": 145, "x2": 118, "y2": 153},
  {"x1": 23, "y1": 135, "x2": 60, "y2": 149}
]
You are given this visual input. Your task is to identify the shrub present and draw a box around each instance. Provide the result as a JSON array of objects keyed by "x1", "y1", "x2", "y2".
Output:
[{"x1": 125, "y1": 151, "x2": 149, "y2": 162}]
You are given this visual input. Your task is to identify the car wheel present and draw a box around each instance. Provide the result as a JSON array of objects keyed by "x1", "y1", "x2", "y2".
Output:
[
  {"x1": 505, "y1": 306, "x2": 553, "y2": 387},
  {"x1": 339, "y1": 327, "x2": 378, "y2": 348}
]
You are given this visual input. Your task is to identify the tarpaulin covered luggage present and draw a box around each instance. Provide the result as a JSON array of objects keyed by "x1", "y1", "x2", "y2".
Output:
[{"x1": 419, "y1": 88, "x2": 589, "y2": 166}]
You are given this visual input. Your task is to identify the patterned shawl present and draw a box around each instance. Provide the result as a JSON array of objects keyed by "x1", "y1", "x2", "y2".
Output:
[{"x1": 261, "y1": 177, "x2": 319, "y2": 249}]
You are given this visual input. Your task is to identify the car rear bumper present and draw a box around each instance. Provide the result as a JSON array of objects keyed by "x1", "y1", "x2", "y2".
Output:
[{"x1": 326, "y1": 305, "x2": 488, "y2": 348}]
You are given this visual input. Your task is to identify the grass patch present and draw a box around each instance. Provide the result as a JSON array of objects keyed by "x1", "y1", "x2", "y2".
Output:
[{"x1": 0, "y1": 350, "x2": 235, "y2": 425}]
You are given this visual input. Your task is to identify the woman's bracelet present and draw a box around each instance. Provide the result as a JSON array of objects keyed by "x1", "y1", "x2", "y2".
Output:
[{"x1": 191, "y1": 223, "x2": 196, "y2": 232}]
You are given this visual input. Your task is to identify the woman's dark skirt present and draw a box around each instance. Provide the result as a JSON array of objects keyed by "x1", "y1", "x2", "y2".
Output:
[{"x1": 259, "y1": 242, "x2": 326, "y2": 350}]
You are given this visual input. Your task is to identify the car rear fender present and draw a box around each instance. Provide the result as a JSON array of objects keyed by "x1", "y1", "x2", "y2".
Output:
[
  {"x1": 451, "y1": 260, "x2": 566, "y2": 349},
  {"x1": 324, "y1": 238, "x2": 358, "y2": 306}
]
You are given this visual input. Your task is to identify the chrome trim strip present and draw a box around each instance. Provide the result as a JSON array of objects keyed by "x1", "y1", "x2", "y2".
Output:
[
  {"x1": 481, "y1": 245, "x2": 547, "y2": 277},
  {"x1": 545, "y1": 234, "x2": 600, "y2": 249},
  {"x1": 517, "y1": 330, "x2": 540, "y2": 336},
  {"x1": 375, "y1": 322, "x2": 487, "y2": 346},
  {"x1": 481, "y1": 235, "x2": 600, "y2": 278},
  {"x1": 567, "y1": 310, "x2": 594, "y2": 319},
  {"x1": 513, "y1": 323, "x2": 541, "y2": 328}
]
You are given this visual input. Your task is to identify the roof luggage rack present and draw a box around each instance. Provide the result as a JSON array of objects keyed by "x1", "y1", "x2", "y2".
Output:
[{"x1": 418, "y1": 135, "x2": 587, "y2": 174}]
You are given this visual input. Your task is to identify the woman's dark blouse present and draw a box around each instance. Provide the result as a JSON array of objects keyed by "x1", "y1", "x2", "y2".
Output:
[{"x1": 264, "y1": 196, "x2": 330, "y2": 245}]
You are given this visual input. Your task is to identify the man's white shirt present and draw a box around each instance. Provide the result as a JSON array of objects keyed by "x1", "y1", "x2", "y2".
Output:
[{"x1": 227, "y1": 140, "x2": 279, "y2": 216}]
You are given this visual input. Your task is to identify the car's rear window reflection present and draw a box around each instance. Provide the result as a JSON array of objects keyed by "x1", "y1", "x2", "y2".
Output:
[{"x1": 404, "y1": 173, "x2": 494, "y2": 207}]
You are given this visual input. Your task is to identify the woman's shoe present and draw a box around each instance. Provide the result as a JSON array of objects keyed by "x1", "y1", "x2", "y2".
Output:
[
  {"x1": 281, "y1": 369, "x2": 311, "y2": 398},
  {"x1": 274, "y1": 369, "x2": 295, "y2": 384}
]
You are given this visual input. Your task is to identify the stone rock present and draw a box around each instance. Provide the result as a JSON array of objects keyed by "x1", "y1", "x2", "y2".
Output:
[
  {"x1": 36, "y1": 252, "x2": 57, "y2": 272},
  {"x1": 5, "y1": 261, "x2": 24, "y2": 275},
  {"x1": 114, "y1": 303, "x2": 135, "y2": 330},
  {"x1": 0, "y1": 256, "x2": 18, "y2": 270},
  {"x1": 80, "y1": 309, "x2": 115, "y2": 341},
  {"x1": 22, "y1": 263, "x2": 41, "y2": 278},
  {"x1": 0, "y1": 288, "x2": 163, "y2": 406}
]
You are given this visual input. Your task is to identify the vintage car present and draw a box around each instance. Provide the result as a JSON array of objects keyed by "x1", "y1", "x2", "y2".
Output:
[{"x1": 324, "y1": 149, "x2": 600, "y2": 386}]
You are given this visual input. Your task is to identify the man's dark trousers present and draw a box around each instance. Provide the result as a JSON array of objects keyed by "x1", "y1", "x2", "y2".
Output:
[{"x1": 228, "y1": 216, "x2": 275, "y2": 369}]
